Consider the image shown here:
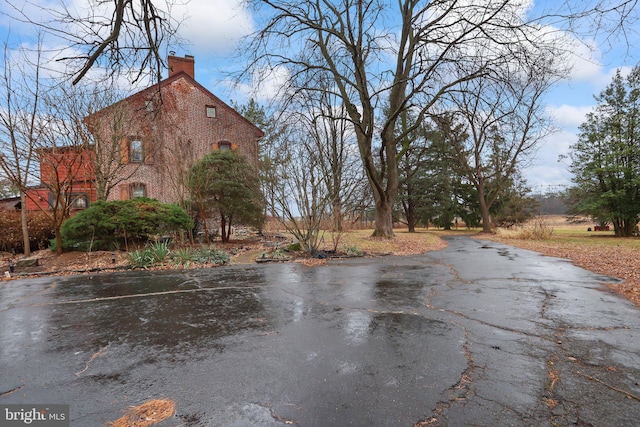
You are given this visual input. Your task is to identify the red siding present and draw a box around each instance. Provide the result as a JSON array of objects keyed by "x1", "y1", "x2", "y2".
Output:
[
  {"x1": 23, "y1": 147, "x2": 98, "y2": 211},
  {"x1": 38, "y1": 149, "x2": 95, "y2": 184},
  {"x1": 25, "y1": 184, "x2": 97, "y2": 211}
]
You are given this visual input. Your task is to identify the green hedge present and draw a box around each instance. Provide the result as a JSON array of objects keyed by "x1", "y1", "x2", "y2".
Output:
[{"x1": 60, "y1": 198, "x2": 194, "y2": 251}]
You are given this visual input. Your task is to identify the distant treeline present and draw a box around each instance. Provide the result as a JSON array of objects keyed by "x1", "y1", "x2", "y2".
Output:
[{"x1": 531, "y1": 194, "x2": 567, "y2": 216}]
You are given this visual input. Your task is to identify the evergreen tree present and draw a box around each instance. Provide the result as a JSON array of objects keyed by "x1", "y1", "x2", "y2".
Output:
[
  {"x1": 490, "y1": 173, "x2": 539, "y2": 228},
  {"x1": 567, "y1": 67, "x2": 640, "y2": 237},
  {"x1": 188, "y1": 150, "x2": 264, "y2": 243}
]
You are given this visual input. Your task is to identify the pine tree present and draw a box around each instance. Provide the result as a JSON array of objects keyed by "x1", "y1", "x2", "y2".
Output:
[{"x1": 567, "y1": 67, "x2": 640, "y2": 237}]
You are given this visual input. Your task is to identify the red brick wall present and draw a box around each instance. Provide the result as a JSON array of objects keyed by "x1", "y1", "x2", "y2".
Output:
[
  {"x1": 25, "y1": 148, "x2": 98, "y2": 211},
  {"x1": 100, "y1": 76, "x2": 262, "y2": 205}
]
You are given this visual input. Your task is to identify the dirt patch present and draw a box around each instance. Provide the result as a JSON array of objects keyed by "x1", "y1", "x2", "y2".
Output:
[{"x1": 1, "y1": 250, "x2": 129, "y2": 277}]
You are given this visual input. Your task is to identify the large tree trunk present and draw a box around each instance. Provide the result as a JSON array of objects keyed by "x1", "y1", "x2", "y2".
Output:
[
  {"x1": 404, "y1": 183, "x2": 416, "y2": 233},
  {"x1": 615, "y1": 219, "x2": 637, "y2": 237},
  {"x1": 406, "y1": 202, "x2": 416, "y2": 233},
  {"x1": 477, "y1": 185, "x2": 493, "y2": 233},
  {"x1": 332, "y1": 200, "x2": 343, "y2": 232},
  {"x1": 358, "y1": 137, "x2": 398, "y2": 238},
  {"x1": 369, "y1": 117, "x2": 401, "y2": 238},
  {"x1": 372, "y1": 198, "x2": 395, "y2": 237},
  {"x1": 443, "y1": 210, "x2": 452, "y2": 231},
  {"x1": 20, "y1": 192, "x2": 30, "y2": 256}
]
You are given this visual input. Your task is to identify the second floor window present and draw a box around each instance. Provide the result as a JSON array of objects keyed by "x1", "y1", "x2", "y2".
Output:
[{"x1": 130, "y1": 140, "x2": 144, "y2": 162}]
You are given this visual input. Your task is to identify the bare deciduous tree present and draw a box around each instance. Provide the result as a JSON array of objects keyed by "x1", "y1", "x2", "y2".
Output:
[
  {"x1": 439, "y1": 56, "x2": 559, "y2": 233},
  {"x1": 34, "y1": 82, "x2": 103, "y2": 254},
  {"x1": 540, "y1": 1, "x2": 640, "y2": 56},
  {"x1": 295, "y1": 87, "x2": 364, "y2": 233},
  {"x1": 263, "y1": 112, "x2": 334, "y2": 254},
  {"x1": 244, "y1": 0, "x2": 566, "y2": 237},
  {"x1": 0, "y1": 39, "x2": 46, "y2": 255},
  {"x1": 5, "y1": 0, "x2": 183, "y2": 84}
]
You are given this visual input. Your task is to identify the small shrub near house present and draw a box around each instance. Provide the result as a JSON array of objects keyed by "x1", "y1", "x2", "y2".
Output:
[
  {"x1": 0, "y1": 210, "x2": 55, "y2": 253},
  {"x1": 61, "y1": 198, "x2": 194, "y2": 251}
]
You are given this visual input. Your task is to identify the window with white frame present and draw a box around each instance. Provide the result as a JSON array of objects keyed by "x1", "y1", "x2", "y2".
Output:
[
  {"x1": 206, "y1": 106, "x2": 217, "y2": 118},
  {"x1": 130, "y1": 140, "x2": 144, "y2": 162}
]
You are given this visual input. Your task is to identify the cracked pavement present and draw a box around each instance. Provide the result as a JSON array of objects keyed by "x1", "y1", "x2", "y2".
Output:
[{"x1": 1, "y1": 236, "x2": 639, "y2": 426}]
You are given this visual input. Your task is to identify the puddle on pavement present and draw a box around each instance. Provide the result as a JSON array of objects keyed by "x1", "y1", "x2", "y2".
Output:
[
  {"x1": 44, "y1": 285, "x2": 272, "y2": 355},
  {"x1": 374, "y1": 279, "x2": 432, "y2": 308},
  {"x1": 337, "y1": 311, "x2": 450, "y2": 345},
  {"x1": 50, "y1": 268, "x2": 268, "y2": 301},
  {"x1": 498, "y1": 248, "x2": 516, "y2": 260}
]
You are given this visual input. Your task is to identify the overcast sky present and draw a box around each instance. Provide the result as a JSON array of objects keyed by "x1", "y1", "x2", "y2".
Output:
[{"x1": 1, "y1": 0, "x2": 638, "y2": 194}]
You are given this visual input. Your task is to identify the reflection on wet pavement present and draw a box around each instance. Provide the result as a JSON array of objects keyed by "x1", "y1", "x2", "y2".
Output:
[{"x1": 1, "y1": 237, "x2": 639, "y2": 427}]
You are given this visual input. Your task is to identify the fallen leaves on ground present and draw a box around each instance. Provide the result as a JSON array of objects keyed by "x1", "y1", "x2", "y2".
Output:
[
  {"x1": 295, "y1": 258, "x2": 328, "y2": 267},
  {"x1": 338, "y1": 231, "x2": 448, "y2": 256},
  {"x1": 107, "y1": 399, "x2": 175, "y2": 427}
]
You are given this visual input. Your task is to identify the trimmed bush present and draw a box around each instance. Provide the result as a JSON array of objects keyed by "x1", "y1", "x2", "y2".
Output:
[{"x1": 61, "y1": 198, "x2": 194, "y2": 251}]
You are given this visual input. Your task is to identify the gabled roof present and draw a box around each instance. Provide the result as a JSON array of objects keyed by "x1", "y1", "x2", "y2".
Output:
[{"x1": 86, "y1": 71, "x2": 264, "y2": 138}]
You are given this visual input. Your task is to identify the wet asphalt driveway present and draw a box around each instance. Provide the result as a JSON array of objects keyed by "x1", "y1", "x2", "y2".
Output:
[{"x1": 1, "y1": 236, "x2": 639, "y2": 426}]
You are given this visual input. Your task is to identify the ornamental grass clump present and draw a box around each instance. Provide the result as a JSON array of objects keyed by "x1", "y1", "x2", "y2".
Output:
[
  {"x1": 150, "y1": 241, "x2": 171, "y2": 264},
  {"x1": 127, "y1": 248, "x2": 156, "y2": 269},
  {"x1": 193, "y1": 246, "x2": 230, "y2": 265},
  {"x1": 496, "y1": 218, "x2": 554, "y2": 240}
]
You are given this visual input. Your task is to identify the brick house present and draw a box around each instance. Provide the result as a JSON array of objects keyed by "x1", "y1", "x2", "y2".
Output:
[
  {"x1": 13, "y1": 55, "x2": 262, "y2": 212},
  {"x1": 85, "y1": 54, "x2": 263, "y2": 206}
]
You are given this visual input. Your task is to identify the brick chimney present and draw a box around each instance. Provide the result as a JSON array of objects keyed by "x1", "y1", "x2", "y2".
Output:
[{"x1": 168, "y1": 54, "x2": 195, "y2": 79}]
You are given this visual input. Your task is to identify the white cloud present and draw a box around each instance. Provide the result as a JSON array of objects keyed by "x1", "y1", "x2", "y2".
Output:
[
  {"x1": 230, "y1": 65, "x2": 291, "y2": 104},
  {"x1": 546, "y1": 104, "x2": 593, "y2": 128},
  {"x1": 593, "y1": 65, "x2": 634, "y2": 89},
  {"x1": 524, "y1": 130, "x2": 577, "y2": 190},
  {"x1": 173, "y1": 0, "x2": 254, "y2": 55},
  {"x1": 559, "y1": 36, "x2": 604, "y2": 82},
  {"x1": 551, "y1": 29, "x2": 635, "y2": 92}
]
